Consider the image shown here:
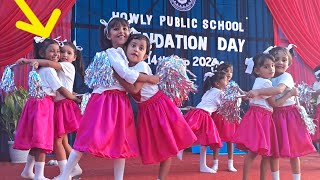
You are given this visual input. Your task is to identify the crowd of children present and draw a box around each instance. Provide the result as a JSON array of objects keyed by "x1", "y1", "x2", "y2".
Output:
[{"x1": 10, "y1": 17, "x2": 318, "y2": 180}]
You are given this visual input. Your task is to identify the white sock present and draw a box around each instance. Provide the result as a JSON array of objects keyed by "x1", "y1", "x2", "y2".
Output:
[
  {"x1": 21, "y1": 155, "x2": 35, "y2": 179},
  {"x1": 199, "y1": 146, "x2": 215, "y2": 173},
  {"x1": 34, "y1": 162, "x2": 46, "y2": 179},
  {"x1": 177, "y1": 149, "x2": 184, "y2": 160},
  {"x1": 58, "y1": 160, "x2": 67, "y2": 174},
  {"x1": 272, "y1": 171, "x2": 280, "y2": 180},
  {"x1": 59, "y1": 150, "x2": 83, "y2": 180},
  {"x1": 227, "y1": 159, "x2": 237, "y2": 172},
  {"x1": 70, "y1": 163, "x2": 82, "y2": 177},
  {"x1": 114, "y1": 158, "x2": 125, "y2": 180},
  {"x1": 212, "y1": 160, "x2": 219, "y2": 171},
  {"x1": 292, "y1": 173, "x2": 301, "y2": 180}
]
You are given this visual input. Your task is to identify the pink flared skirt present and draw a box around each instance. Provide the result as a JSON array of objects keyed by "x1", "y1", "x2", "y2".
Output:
[
  {"x1": 13, "y1": 96, "x2": 54, "y2": 154},
  {"x1": 73, "y1": 90, "x2": 139, "y2": 159},
  {"x1": 137, "y1": 91, "x2": 197, "y2": 164},
  {"x1": 273, "y1": 105, "x2": 315, "y2": 158},
  {"x1": 211, "y1": 112, "x2": 239, "y2": 142},
  {"x1": 233, "y1": 106, "x2": 279, "y2": 156},
  {"x1": 184, "y1": 109, "x2": 222, "y2": 149},
  {"x1": 54, "y1": 99, "x2": 82, "y2": 138}
]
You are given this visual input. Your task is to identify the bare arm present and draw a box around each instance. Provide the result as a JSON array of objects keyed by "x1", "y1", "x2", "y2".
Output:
[
  {"x1": 267, "y1": 88, "x2": 297, "y2": 107},
  {"x1": 136, "y1": 74, "x2": 160, "y2": 85},
  {"x1": 247, "y1": 84, "x2": 287, "y2": 98},
  {"x1": 314, "y1": 89, "x2": 320, "y2": 97},
  {"x1": 16, "y1": 58, "x2": 62, "y2": 70},
  {"x1": 57, "y1": 87, "x2": 81, "y2": 104},
  {"x1": 114, "y1": 72, "x2": 145, "y2": 94}
]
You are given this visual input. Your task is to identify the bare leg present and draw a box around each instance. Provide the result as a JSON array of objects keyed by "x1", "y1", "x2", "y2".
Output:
[
  {"x1": 114, "y1": 158, "x2": 125, "y2": 180},
  {"x1": 158, "y1": 158, "x2": 172, "y2": 180},
  {"x1": 59, "y1": 149, "x2": 83, "y2": 180},
  {"x1": 62, "y1": 135, "x2": 72, "y2": 156},
  {"x1": 34, "y1": 148, "x2": 49, "y2": 180},
  {"x1": 212, "y1": 148, "x2": 219, "y2": 171},
  {"x1": 200, "y1": 146, "x2": 215, "y2": 173},
  {"x1": 54, "y1": 137, "x2": 66, "y2": 161},
  {"x1": 290, "y1": 157, "x2": 301, "y2": 180},
  {"x1": 270, "y1": 157, "x2": 280, "y2": 180},
  {"x1": 227, "y1": 142, "x2": 234, "y2": 160},
  {"x1": 227, "y1": 142, "x2": 237, "y2": 172},
  {"x1": 242, "y1": 151, "x2": 257, "y2": 180},
  {"x1": 260, "y1": 156, "x2": 270, "y2": 180},
  {"x1": 61, "y1": 135, "x2": 82, "y2": 177},
  {"x1": 21, "y1": 152, "x2": 35, "y2": 179}
]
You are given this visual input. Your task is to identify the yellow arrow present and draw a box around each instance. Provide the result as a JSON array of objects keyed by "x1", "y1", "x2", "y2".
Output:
[{"x1": 15, "y1": 0, "x2": 61, "y2": 38}]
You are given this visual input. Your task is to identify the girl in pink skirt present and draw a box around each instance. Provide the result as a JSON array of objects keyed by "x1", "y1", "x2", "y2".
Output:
[
  {"x1": 211, "y1": 62, "x2": 240, "y2": 172},
  {"x1": 114, "y1": 34, "x2": 197, "y2": 180},
  {"x1": 234, "y1": 53, "x2": 296, "y2": 180},
  {"x1": 14, "y1": 38, "x2": 80, "y2": 180},
  {"x1": 20, "y1": 41, "x2": 85, "y2": 178},
  {"x1": 58, "y1": 18, "x2": 159, "y2": 180},
  {"x1": 184, "y1": 68, "x2": 228, "y2": 174},
  {"x1": 247, "y1": 47, "x2": 315, "y2": 180},
  {"x1": 312, "y1": 65, "x2": 320, "y2": 150}
]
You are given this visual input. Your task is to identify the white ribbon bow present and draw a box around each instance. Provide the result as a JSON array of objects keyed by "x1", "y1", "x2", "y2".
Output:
[
  {"x1": 100, "y1": 19, "x2": 110, "y2": 34},
  {"x1": 245, "y1": 57, "x2": 254, "y2": 74},
  {"x1": 263, "y1": 46, "x2": 276, "y2": 54},
  {"x1": 53, "y1": 36, "x2": 67, "y2": 47},
  {"x1": 130, "y1": 27, "x2": 140, "y2": 34},
  {"x1": 286, "y1": 44, "x2": 297, "y2": 51},
  {"x1": 34, "y1": 36, "x2": 46, "y2": 43},
  {"x1": 315, "y1": 70, "x2": 320, "y2": 77},
  {"x1": 204, "y1": 72, "x2": 215, "y2": 82},
  {"x1": 73, "y1": 40, "x2": 83, "y2": 51}
]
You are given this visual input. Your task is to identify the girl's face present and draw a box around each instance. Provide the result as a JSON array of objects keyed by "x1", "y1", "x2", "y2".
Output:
[
  {"x1": 216, "y1": 76, "x2": 228, "y2": 90},
  {"x1": 44, "y1": 44, "x2": 60, "y2": 62},
  {"x1": 274, "y1": 50, "x2": 290, "y2": 75},
  {"x1": 60, "y1": 45, "x2": 77, "y2": 63},
  {"x1": 107, "y1": 24, "x2": 130, "y2": 48},
  {"x1": 224, "y1": 67, "x2": 233, "y2": 82},
  {"x1": 126, "y1": 39, "x2": 148, "y2": 66},
  {"x1": 254, "y1": 59, "x2": 275, "y2": 79}
]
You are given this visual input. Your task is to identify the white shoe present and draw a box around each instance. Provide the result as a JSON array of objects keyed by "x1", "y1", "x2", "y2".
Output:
[
  {"x1": 47, "y1": 160, "x2": 58, "y2": 166},
  {"x1": 21, "y1": 171, "x2": 35, "y2": 179},
  {"x1": 228, "y1": 166, "x2": 237, "y2": 172},
  {"x1": 200, "y1": 165, "x2": 216, "y2": 173},
  {"x1": 177, "y1": 150, "x2": 184, "y2": 160},
  {"x1": 34, "y1": 177, "x2": 51, "y2": 180},
  {"x1": 70, "y1": 164, "x2": 82, "y2": 178}
]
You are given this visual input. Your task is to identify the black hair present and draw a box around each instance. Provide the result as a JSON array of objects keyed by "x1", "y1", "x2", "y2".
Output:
[
  {"x1": 216, "y1": 62, "x2": 233, "y2": 73},
  {"x1": 99, "y1": 17, "x2": 130, "y2": 50},
  {"x1": 203, "y1": 71, "x2": 227, "y2": 92},
  {"x1": 314, "y1": 65, "x2": 320, "y2": 80},
  {"x1": 251, "y1": 53, "x2": 275, "y2": 77},
  {"x1": 269, "y1": 47, "x2": 293, "y2": 65},
  {"x1": 62, "y1": 42, "x2": 85, "y2": 78},
  {"x1": 33, "y1": 38, "x2": 59, "y2": 59},
  {"x1": 125, "y1": 33, "x2": 155, "y2": 55}
]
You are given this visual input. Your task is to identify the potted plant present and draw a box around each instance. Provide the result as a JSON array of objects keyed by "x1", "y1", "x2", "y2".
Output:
[{"x1": 0, "y1": 87, "x2": 29, "y2": 163}]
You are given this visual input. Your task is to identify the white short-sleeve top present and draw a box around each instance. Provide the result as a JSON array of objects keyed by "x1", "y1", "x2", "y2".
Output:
[
  {"x1": 37, "y1": 67, "x2": 62, "y2": 96},
  {"x1": 196, "y1": 87, "x2": 223, "y2": 115},
  {"x1": 249, "y1": 77, "x2": 273, "y2": 111},
  {"x1": 129, "y1": 61, "x2": 159, "y2": 102},
  {"x1": 93, "y1": 48, "x2": 140, "y2": 94},
  {"x1": 271, "y1": 72, "x2": 296, "y2": 106},
  {"x1": 55, "y1": 62, "x2": 75, "y2": 101}
]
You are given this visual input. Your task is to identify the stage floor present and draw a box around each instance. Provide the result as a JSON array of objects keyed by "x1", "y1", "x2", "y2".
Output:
[{"x1": 0, "y1": 152, "x2": 319, "y2": 180}]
